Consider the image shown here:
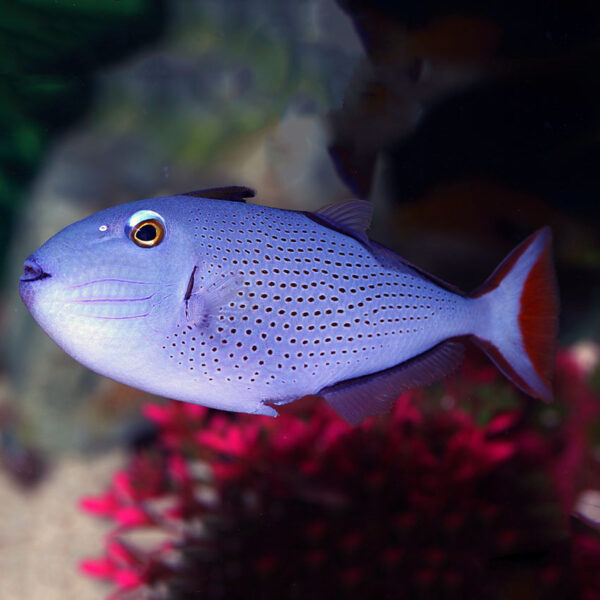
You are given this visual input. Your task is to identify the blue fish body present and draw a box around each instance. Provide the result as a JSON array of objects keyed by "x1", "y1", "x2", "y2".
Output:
[{"x1": 19, "y1": 187, "x2": 558, "y2": 424}]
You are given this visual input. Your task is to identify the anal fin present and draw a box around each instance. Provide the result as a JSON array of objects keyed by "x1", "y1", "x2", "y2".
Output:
[{"x1": 321, "y1": 341, "x2": 465, "y2": 425}]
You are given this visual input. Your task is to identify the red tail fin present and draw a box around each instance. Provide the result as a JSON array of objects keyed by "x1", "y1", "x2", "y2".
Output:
[{"x1": 471, "y1": 228, "x2": 559, "y2": 401}]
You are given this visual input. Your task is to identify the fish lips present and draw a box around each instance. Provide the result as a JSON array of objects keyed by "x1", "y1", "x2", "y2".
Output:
[
  {"x1": 19, "y1": 256, "x2": 52, "y2": 306},
  {"x1": 21, "y1": 257, "x2": 51, "y2": 282}
]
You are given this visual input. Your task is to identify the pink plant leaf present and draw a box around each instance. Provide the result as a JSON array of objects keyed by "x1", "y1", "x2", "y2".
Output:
[
  {"x1": 115, "y1": 505, "x2": 155, "y2": 527},
  {"x1": 80, "y1": 491, "x2": 119, "y2": 517},
  {"x1": 79, "y1": 557, "x2": 116, "y2": 580}
]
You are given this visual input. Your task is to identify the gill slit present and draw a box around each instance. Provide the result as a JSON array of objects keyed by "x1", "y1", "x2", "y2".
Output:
[{"x1": 184, "y1": 265, "x2": 197, "y2": 320}]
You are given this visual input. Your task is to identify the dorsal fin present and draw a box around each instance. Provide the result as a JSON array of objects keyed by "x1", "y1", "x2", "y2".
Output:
[
  {"x1": 181, "y1": 186, "x2": 255, "y2": 202},
  {"x1": 368, "y1": 240, "x2": 467, "y2": 297},
  {"x1": 305, "y1": 199, "x2": 373, "y2": 245},
  {"x1": 321, "y1": 340, "x2": 465, "y2": 425},
  {"x1": 306, "y1": 200, "x2": 464, "y2": 296}
]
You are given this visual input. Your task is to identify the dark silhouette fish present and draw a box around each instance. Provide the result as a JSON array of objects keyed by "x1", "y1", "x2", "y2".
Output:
[{"x1": 19, "y1": 187, "x2": 558, "y2": 424}]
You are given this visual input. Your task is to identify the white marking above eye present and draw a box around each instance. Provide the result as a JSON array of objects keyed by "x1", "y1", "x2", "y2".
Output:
[{"x1": 126, "y1": 210, "x2": 166, "y2": 232}]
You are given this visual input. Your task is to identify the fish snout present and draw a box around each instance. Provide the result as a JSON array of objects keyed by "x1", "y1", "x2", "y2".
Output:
[{"x1": 20, "y1": 257, "x2": 51, "y2": 282}]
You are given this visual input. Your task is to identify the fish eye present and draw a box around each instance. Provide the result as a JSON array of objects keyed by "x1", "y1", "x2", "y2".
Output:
[{"x1": 125, "y1": 210, "x2": 166, "y2": 248}]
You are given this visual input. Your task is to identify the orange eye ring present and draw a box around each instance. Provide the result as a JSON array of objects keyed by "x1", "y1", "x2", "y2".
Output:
[
  {"x1": 126, "y1": 210, "x2": 166, "y2": 248},
  {"x1": 131, "y1": 219, "x2": 165, "y2": 248}
]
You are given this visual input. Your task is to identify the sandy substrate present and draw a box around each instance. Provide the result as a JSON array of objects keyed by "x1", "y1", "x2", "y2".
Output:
[{"x1": 0, "y1": 452, "x2": 123, "y2": 600}]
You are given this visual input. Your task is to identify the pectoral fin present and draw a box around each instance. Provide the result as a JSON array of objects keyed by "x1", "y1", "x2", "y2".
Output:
[
  {"x1": 321, "y1": 340, "x2": 465, "y2": 425},
  {"x1": 183, "y1": 266, "x2": 242, "y2": 329}
]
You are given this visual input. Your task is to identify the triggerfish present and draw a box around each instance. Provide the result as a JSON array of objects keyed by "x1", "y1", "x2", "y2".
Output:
[{"x1": 19, "y1": 187, "x2": 558, "y2": 424}]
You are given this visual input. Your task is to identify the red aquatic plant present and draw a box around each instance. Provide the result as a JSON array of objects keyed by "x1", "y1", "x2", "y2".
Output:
[{"x1": 80, "y1": 348, "x2": 600, "y2": 599}]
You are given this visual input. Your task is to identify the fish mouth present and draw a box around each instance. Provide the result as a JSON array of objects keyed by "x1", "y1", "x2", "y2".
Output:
[{"x1": 20, "y1": 258, "x2": 52, "y2": 282}]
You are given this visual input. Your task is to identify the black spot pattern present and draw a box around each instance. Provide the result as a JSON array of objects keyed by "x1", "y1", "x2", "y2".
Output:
[{"x1": 160, "y1": 202, "x2": 466, "y2": 399}]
